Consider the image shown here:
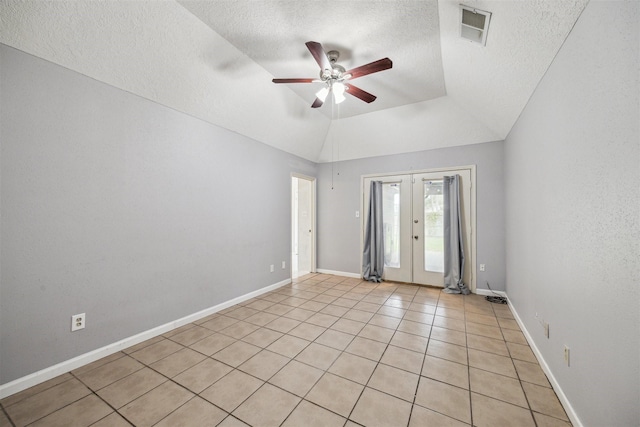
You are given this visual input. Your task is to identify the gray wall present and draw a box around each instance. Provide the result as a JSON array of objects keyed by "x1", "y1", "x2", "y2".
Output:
[
  {"x1": 503, "y1": 1, "x2": 639, "y2": 426},
  {"x1": 317, "y1": 141, "x2": 505, "y2": 291},
  {"x1": 0, "y1": 45, "x2": 316, "y2": 384}
]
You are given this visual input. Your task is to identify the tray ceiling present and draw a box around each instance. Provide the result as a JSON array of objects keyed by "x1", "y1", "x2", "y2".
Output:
[{"x1": 0, "y1": 0, "x2": 589, "y2": 162}]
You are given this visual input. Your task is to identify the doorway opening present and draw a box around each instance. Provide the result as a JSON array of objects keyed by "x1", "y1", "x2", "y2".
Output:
[
  {"x1": 361, "y1": 166, "x2": 476, "y2": 291},
  {"x1": 291, "y1": 174, "x2": 316, "y2": 279}
]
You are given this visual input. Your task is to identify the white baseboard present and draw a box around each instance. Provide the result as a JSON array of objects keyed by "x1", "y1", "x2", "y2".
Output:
[
  {"x1": 507, "y1": 298, "x2": 583, "y2": 427},
  {"x1": 474, "y1": 288, "x2": 507, "y2": 297},
  {"x1": 315, "y1": 269, "x2": 361, "y2": 279},
  {"x1": 0, "y1": 278, "x2": 291, "y2": 399}
]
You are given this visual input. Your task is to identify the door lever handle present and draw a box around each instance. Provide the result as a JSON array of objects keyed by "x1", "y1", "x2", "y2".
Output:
[{"x1": 414, "y1": 235, "x2": 419, "y2": 240}]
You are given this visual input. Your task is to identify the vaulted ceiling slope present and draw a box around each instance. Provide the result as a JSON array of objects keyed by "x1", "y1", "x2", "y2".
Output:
[{"x1": 0, "y1": 0, "x2": 588, "y2": 163}]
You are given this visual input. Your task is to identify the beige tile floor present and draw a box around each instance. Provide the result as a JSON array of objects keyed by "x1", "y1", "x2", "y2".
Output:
[{"x1": 0, "y1": 274, "x2": 572, "y2": 427}]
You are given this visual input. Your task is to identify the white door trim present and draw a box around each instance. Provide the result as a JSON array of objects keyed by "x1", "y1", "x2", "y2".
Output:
[
  {"x1": 360, "y1": 165, "x2": 477, "y2": 292},
  {"x1": 291, "y1": 173, "x2": 317, "y2": 275}
]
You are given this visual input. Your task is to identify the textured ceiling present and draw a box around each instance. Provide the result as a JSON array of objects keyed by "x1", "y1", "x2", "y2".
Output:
[
  {"x1": 0, "y1": 0, "x2": 589, "y2": 162},
  {"x1": 178, "y1": 0, "x2": 447, "y2": 119}
]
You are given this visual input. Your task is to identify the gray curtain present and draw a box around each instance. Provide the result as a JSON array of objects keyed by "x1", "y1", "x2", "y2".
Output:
[
  {"x1": 362, "y1": 181, "x2": 384, "y2": 282},
  {"x1": 443, "y1": 175, "x2": 470, "y2": 294}
]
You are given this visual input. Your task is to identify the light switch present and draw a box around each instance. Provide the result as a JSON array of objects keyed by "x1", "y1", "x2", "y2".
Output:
[{"x1": 356, "y1": 211, "x2": 360, "y2": 218}]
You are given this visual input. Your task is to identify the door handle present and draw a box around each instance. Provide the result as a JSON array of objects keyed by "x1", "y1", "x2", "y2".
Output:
[{"x1": 414, "y1": 235, "x2": 419, "y2": 240}]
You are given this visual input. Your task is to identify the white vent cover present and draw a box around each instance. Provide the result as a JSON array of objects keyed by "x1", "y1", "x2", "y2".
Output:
[{"x1": 460, "y1": 5, "x2": 491, "y2": 46}]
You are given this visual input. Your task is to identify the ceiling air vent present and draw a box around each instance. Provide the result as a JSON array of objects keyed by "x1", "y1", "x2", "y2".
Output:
[{"x1": 460, "y1": 5, "x2": 491, "y2": 46}]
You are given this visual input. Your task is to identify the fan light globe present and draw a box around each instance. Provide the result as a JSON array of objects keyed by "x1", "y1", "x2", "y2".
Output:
[
  {"x1": 333, "y1": 82, "x2": 346, "y2": 104},
  {"x1": 316, "y1": 86, "x2": 330, "y2": 103}
]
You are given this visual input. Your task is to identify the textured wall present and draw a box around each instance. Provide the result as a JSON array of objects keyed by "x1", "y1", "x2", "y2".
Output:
[
  {"x1": 504, "y1": 1, "x2": 639, "y2": 425},
  {"x1": 317, "y1": 141, "x2": 505, "y2": 291},
  {"x1": 0, "y1": 45, "x2": 316, "y2": 384}
]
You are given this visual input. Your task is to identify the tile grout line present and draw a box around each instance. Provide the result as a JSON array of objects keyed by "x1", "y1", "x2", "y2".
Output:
[
  {"x1": 71, "y1": 354, "x2": 201, "y2": 427},
  {"x1": 494, "y1": 301, "x2": 539, "y2": 427},
  {"x1": 296, "y1": 279, "x2": 394, "y2": 424},
  {"x1": 193, "y1": 275, "x2": 368, "y2": 426},
  {"x1": 493, "y1": 297, "x2": 540, "y2": 427},
  {"x1": 295, "y1": 280, "x2": 414, "y2": 424},
  {"x1": 408, "y1": 288, "x2": 439, "y2": 427},
  {"x1": 9, "y1": 375, "x2": 106, "y2": 427},
  {"x1": 292, "y1": 275, "x2": 374, "y2": 425},
  {"x1": 466, "y1": 295, "x2": 475, "y2": 427},
  {"x1": 5, "y1": 275, "x2": 568, "y2": 427},
  {"x1": 342, "y1": 284, "x2": 400, "y2": 424},
  {"x1": 0, "y1": 402, "x2": 16, "y2": 427}
]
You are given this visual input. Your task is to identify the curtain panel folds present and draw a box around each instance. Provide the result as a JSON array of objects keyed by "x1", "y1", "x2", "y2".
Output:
[
  {"x1": 443, "y1": 175, "x2": 470, "y2": 294},
  {"x1": 363, "y1": 181, "x2": 384, "y2": 282}
]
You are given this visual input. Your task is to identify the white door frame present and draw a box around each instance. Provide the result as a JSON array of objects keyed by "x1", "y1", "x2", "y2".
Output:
[
  {"x1": 360, "y1": 165, "x2": 477, "y2": 292},
  {"x1": 291, "y1": 173, "x2": 317, "y2": 277}
]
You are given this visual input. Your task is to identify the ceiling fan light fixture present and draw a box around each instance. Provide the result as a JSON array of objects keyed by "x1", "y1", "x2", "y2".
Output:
[
  {"x1": 316, "y1": 86, "x2": 330, "y2": 102},
  {"x1": 333, "y1": 82, "x2": 346, "y2": 104},
  {"x1": 273, "y1": 41, "x2": 392, "y2": 108}
]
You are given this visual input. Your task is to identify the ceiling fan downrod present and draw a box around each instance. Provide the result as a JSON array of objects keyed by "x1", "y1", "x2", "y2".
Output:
[{"x1": 320, "y1": 50, "x2": 348, "y2": 82}]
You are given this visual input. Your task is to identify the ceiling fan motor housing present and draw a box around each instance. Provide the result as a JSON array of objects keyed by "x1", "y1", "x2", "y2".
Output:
[{"x1": 320, "y1": 50, "x2": 346, "y2": 81}]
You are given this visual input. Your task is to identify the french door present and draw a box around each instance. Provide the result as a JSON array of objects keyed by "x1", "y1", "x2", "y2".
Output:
[{"x1": 362, "y1": 168, "x2": 474, "y2": 289}]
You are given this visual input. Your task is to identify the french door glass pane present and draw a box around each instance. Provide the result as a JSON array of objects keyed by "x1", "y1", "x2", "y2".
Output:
[
  {"x1": 382, "y1": 183, "x2": 401, "y2": 268},
  {"x1": 424, "y1": 180, "x2": 444, "y2": 272}
]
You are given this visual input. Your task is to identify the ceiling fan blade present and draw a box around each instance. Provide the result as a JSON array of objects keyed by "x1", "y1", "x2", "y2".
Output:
[
  {"x1": 345, "y1": 58, "x2": 393, "y2": 80},
  {"x1": 311, "y1": 97, "x2": 324, "y2": 108},
  {"x1": 345, "y1": 83, "x2": 377, "y2": 103},
  {"x1": 272, "y1": 78, "x2": 316, "y2": 84},
  {"x1": 306, "y1": 41, "x2": 332, "y2": 71}
]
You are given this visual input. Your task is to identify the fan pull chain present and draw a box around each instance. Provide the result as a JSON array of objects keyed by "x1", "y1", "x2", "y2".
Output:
[{"x1": 329, "y1": 98, "x2": 336, "y2": 190}]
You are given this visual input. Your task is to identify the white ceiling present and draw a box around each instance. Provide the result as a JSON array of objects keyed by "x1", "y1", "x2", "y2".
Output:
[
  {"x1": 0, "y1": 0, "x2": 588, "y2": 163},
  {"x1": 178, "y1": 0, "x2": 447, "y2": 119}
]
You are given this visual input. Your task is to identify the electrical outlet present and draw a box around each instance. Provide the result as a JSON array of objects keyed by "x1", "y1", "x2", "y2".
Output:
[
  {"x1": 71, "y1": 313, "x2": 85, "y2": 332},
  {"x1": 480, "y1": 264, "x2": 486, "y2": 272},
  {"x1": 270, "y1": 264, "x2": 274, "y2": 273},
  {"x1": 564, "y1": 345, "x2": 570, "y2": 366},
  {"x1": 282, "y1": 261, "x2": 286, "y2": 269}
]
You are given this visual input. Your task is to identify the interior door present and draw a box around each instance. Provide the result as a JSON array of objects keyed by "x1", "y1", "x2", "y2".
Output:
[
  {"x1": 292, "y1": 175, "x2": 315, "y2": 278},
  {"x1": 297, "y1": 178, "x2": 312, "y2": 275}
]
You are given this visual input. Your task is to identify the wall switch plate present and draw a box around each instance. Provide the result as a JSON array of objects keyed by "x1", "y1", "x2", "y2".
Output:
[
  {"x1": 355, "y1": 211, "x2": 360, "y2": 218},
  {"x1": 480, "y1": 264, "x2": 486, "y2": 271},
  {"x1": 564, "y1": 345, "x2": 570, "y2": 366},
  {"x1": 282, "y1": 261, "x2": 286, "y2": 269},
  {"x1": 270, "y1": 264, "x2": 274, "y2": 273},
  {"x1": 71, "y1": 313, "x2": 85, "y2": 332}
]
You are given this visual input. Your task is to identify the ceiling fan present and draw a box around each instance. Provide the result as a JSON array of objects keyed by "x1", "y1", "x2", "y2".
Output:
[{"x1": 272, "y1": 41, "x2": 393, "y2": 108}]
